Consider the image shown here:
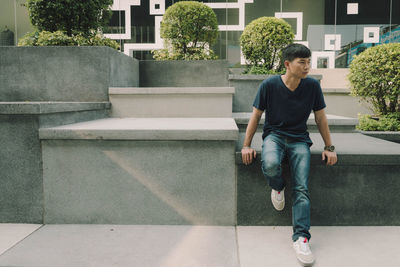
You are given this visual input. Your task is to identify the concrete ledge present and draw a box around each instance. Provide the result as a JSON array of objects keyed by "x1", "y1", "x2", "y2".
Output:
[
  {"x1": 0, "y1": 102, "x2": 111, "y2": 114},
  {"x1": 357, "y1": 130, "x2": 400, "y2": 144},
  {"x1": 39, "y1": 118, "x2": 239, "y2": 141},
  {"x1": 235, "y1": 133, "x2": 400, "y2": 164},
  {"x1": 109, "y1": 87, "x2": 235, "y2": 94},
  {"x1": 322, "y1": 88, "x2": 350, "y2": 94},
  {"x1": 236, "y1": 133, "x2": 400, "y2": 225},
  {"x1": 0, "y1": 47, "x2": 138, "y2": 101}
]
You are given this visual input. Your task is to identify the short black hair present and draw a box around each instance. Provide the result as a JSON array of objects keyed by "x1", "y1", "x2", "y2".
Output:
[{"x1": 282, "y1": 43, "x2": 311, "y2": 62}]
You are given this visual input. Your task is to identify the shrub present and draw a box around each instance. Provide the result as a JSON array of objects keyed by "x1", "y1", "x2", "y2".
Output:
[
  {"x1": 152, "y1": 1, "x2": 219, "y2": 60},
  {"x1": 18, "y1": 30, "x2": 119, "y2": 50},
  {"x1": 357, "y1": 113, "x2": 400, "y2": 131},
  {"x1": 25, "y1": 0, "x2": 113, "y2": 36},
  {"x1": 240, "y1": 17, "x2": 294, "y2": 72},
  {"x1": 348, "y1": 43, "x2": 400, "y2": 115}
]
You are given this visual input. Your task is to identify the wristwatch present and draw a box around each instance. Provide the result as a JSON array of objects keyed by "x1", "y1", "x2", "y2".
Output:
[{"x1": 324, "y1": 145, "x2": 335, "y2": 152}]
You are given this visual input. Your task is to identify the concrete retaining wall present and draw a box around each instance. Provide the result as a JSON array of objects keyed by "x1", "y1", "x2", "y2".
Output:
[
  {"x1": 0, "y1": 102, "x2": 110, "y2": 223},
  {"x1": 139, "y1": 60, "x2": 229, "y2": 87},
  {"x1": 42, "y1": 140, "x2": 237, "y2": 225},
  {"x1": 39, "y1": 118, "x2": 239, "y2": 225},
  {"x1": 0, "y1": 47, "x2": 139, "y2": 101},
  {"x1": 236, "y1": 133, "x2": 400, "y2": 226}
]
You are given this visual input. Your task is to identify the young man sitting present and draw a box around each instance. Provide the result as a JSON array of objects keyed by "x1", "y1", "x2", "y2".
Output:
[{"x1": 241, "y1": 43, "x2": 338, "y2": 266}]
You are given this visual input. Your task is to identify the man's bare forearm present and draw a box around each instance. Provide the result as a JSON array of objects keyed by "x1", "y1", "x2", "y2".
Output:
[
  {"x1": 243, "y1": 108, "x2": 262, "y2": 148},
  {"x1": 316, "y1": 115, "x2": 332, "y2": 146}
]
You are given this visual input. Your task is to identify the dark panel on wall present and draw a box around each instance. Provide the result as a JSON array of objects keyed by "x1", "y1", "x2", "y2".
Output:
[{"x1": 325, "y1": 0, "x2": 399, "y2": 25}]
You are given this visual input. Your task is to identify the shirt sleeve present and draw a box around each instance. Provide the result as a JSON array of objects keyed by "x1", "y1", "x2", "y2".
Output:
[
  {"x1": 312, "y1": 82, "x2": 326, "y2": 111},
  {"x1": 253, "y1": 81, "x2": 267, "y2": 111}
]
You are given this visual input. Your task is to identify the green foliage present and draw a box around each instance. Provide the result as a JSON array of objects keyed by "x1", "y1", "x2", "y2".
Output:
[
  {"x1": 243, "y1": 66, "x2": 286, "y2": 75},
  {"x1": 152, "y1": 1, "x2": 219, "y2": 60},
  {"x1": 348, "y1": 43, "x2": 400, "y2": 115},
  {"x1": 240, "y1": 17, "x2": 294, "y2": 70},
  {"x1": 18, "y1": 30, "x2": 119, "y2": 50},
  {"x1": 152, "y1": 47, "x2": 217, "y2": 60},
  {"x1": 25, "y1": 0, "x2": 113, "y2": 36},
  {"x1": 357, "y1": 113, "x2": 400, "y2": 131}
]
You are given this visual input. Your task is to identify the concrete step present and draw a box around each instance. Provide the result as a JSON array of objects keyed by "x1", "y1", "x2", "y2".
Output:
[
  {"x1": 39, "y1": 118, "x2": 239, "y2": 225},
  {"x1": 233, "y1": 112, "x2": 358, "y2": 133},
  {"x1": 0, "y1": 224, "x2": 399, "y2": 267},
  {"x1": 236, "y1": 133, "x2": 400, "y2": 226},
  {"x1": 109, "y1": 87, "x2": 234, "y2": 118}
]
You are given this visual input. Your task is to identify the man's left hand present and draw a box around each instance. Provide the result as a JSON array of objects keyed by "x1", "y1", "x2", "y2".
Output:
[{"x1": 322, "y1": 151, "x2": 337, "y2": 166}]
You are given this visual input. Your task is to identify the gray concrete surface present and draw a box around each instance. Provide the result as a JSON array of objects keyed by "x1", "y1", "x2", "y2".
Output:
[
  {"x1": 236, "y1": 133, "x2": 400, "y2": 226},
  {"x1": 358, "y1": 130, "x2": 400, "y2": 144},
  {"x1": 0, "y1": 47, "x2": 138, "y2": 101},
  {"x1": 0, "y1": 225, "x2": 239, "y2": 267},
  {"x1": 139, "y1": 60, "x2": 229, "y2": 87},
  {"x1": 237, "y1": 226, "x2": 400, "y2": 267},
  {"x1": 323, "y1": 93, "x2": 373, "y2": 117},
  {"x1": 41, "y1": 140, "x2": 237, "y2": 225},
  {"x1": 109, "y1": 87, "x2": 234, "y2": 118},
  {"x1": 0, "y1": 224, "x2": 399, "y2": 267},
  {"x1": 39, "y1": 118, "x2": 239, "y2": 141},
  {"x1": 0, "y1": 102, "x2": 110, "y2": 114},
  {"x1": 0, "y1": 224, "x2": 42, "y2": 255},
  {"x1": 0, "y1": 103, "x2": 110, "y2": 223}
]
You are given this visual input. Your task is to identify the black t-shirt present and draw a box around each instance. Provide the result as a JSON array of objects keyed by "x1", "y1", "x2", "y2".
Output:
[{"x1": 253, "y1": 75, "x2": 326, "y2": 146}]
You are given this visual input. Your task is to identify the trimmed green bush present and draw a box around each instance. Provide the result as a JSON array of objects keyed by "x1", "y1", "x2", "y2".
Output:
[
  {"x1": 348, "y1": 43, "x2": 400, "y2": 115},
  {"x1": 357, "y1": 113, "x2": 400, "y2": 131},
  {"x1": 18, "y1": 30, "x2": 119, "y2": 50},
  {"x1": 25, "y1": 0, "x2": 113, "y2": 36},
  {"x1": 19, "y1": 0, "x2": 118, "y2": 49},
  {"x1": 152, "y1": 1, "x2": 219, "y2": 60},
  {"x1": 240, "y1": 17, "x2": 294, "y2": 72}
]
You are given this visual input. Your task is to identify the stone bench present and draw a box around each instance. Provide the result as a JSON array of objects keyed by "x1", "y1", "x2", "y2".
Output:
[
  {"x1": 235, "y1": 132, "x2": 400, "y2": 226},
  {"x1": 39, "y1": 118, "x2": 239, "y2": 225},
  {"x1": 109, "y1": 87, "x2": 235, "y2": 118}
]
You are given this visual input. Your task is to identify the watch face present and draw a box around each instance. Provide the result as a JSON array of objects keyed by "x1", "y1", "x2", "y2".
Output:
[{"x1": 325, "y1": 145, "x2": 335, "y2": 151}]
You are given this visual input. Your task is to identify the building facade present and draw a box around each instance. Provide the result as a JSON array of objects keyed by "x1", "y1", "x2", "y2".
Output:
[{"x1": 1, "y1": 0, "x2": 399, "y2": 68}]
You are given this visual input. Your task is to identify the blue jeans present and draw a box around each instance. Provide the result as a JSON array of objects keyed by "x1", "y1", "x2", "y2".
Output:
[{"x1": 261, "y1": 133, "x2": 311, "y2": 242}]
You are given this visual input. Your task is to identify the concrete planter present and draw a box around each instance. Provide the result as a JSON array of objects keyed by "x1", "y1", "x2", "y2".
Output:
[
  {"x1": 228, "y1": 74, "x2": 322, "y2": 113},
  {"x1": 0, "y1": 46, "x2": 139, "y2": 101},
  {"x1": 357, "y1": 130, "x2": 400, "y2": 143},
  {"x1": 139, "y1": 60, "x2": 229, "y2": 87}
]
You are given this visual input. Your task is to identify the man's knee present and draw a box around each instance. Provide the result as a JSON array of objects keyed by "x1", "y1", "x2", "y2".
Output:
[{"x1": 261, "y1": 158, "x2": 280, "y2": 177}]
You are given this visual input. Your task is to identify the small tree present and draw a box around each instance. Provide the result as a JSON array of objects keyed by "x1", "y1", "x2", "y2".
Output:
[
  {"x1": 152, "y1": 1, "x2": 219, "y2": 60},
  {"x1": 26, "y1": 0, "x2": 113, "y2": 36},
  {"x1": 240, "y1": 17, "x2": 294, "y2": 72},
  {"x1": 348, "y1": 43, "x2": 400, "y2": 115}
]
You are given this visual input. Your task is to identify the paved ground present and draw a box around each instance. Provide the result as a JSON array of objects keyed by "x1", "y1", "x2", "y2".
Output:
[{"x1": 0, "y1": 224, "x2": 399, "y2": 267}]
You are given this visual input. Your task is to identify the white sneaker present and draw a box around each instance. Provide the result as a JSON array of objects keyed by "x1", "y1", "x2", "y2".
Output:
[
  {"x1": 293, "y1": 237, "x2": 315, "y2": 266},
  {"x1": 271, "y1": 188, "x2": 285, "y2": 211}
]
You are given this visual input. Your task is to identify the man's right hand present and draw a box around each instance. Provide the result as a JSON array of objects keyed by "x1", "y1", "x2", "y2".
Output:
[{"x1": 241, "y1": 147, "x2": 257, "y2": 165}]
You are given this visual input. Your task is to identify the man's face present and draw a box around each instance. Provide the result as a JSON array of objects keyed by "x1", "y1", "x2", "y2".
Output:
[{"x1": 286, "y1": 57, "x2": 311, "y2": 79}]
